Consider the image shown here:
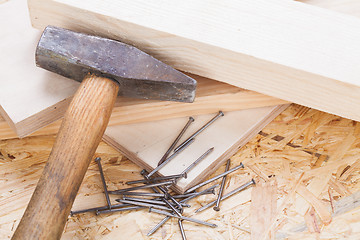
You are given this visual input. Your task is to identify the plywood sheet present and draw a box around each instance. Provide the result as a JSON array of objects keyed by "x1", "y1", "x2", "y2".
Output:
[
  {"x1": 0, "y1": 0, "x2": 78, "y2": 137},
  {"x1": 104, "y1": 105, "x2": 288, "y2": 193}
]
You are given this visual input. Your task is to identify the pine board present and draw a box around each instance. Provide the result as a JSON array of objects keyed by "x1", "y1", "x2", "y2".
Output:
[
  {"x1": 28, "y1": 0, "x2": 360, "y2": 121},
  {"x1": 0, "y1": 74, "x2": 287, "y2": 139},
  {"x1": 103, "y1": 105, "x2": 288, "y2": 193},
  {"x1": 0, "y1": 0, "x2": 78, "y2": 137},
  {"x1": 300, "y1": 0, "x2": 360, "y2": 15},
  {"x1": 250, "y1": 180, "x2": 277, "y2": 240},
  {"x1": 0, "y1": 0, "x2": 286, "y2": 139}
]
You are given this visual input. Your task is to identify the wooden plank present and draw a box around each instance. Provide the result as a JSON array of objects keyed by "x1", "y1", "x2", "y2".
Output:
[
  {"x1": 299, "y1": 0, "x2": 360, "y2": 15},
  {"x1": 0, "y1": 0, "x2": 78, "y2": 137},
  {"x1": 0, "y1": 0, "x2": 286, "y2": 139},
  {"x1": 0, "y1": 75, "x2": 287, "y2": 139},
  {"x1": 103, "y1": 105, "x2": 288, "y2": 193},
  {"x1": 28, "y1": 0, "x2": 360, "y2": 121},
  {"x1": 250, "y1": 180, "x2": 277, "y2": 240}
]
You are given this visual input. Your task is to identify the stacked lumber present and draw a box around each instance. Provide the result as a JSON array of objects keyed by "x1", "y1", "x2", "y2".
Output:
[
  {"x1": 1, "y1": 104, "x2": 360, "y2": 239},
  {"x1": 0, "y1": 0, "x2": 286, "y2": 138},
  {"x1": 28, "y1": 0, "x2": 360, "y2": 121},
  {"x1": 0, "y1": 75, "x2": 287, "y2": 139}
]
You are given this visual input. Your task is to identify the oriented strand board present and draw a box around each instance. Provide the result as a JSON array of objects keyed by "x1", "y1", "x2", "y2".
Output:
[
  {"x1": 103, "y1": 105, "x2": 288, "y2": 193},
  {"x1": 0, "y1": 0, "x2": 286, "y2": 139},
  {"x1": 28, "y1": 0, "x2": 360, "y2": 121},
  {"x1": 2, "y1": 105, "x2": 360, "y2": 239}
]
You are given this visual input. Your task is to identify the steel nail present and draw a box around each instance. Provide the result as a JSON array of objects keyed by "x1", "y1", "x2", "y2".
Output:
[
  {"x1": 160, "y1": 186, "x2": 184, "y2": 211},
  {"x1": 149, "y1": 208, "x2": 217, "y2": 228},
  {"x1": 94, "y1": 157, "x2": 112, "y2": 209},
  {"x1": 174, "y1": 111, "x2": 224, "y2": 152},
  {"x1": 180, "y1": 184, "x2": 219, "y2": 203},
  {"x1": 195, "y1": 179, "x2": 255, "y2": 213},
  {"x1": 147, "y1": 138, "x2": 195, "y2": 178},
  {"x1": 109, "y1": 180, "x2": 174, "y2": 194},
  {"x1": 121, "y1": 196, "x2": 167, "y2": 206},
  {"x1": 140, "y1": 170, "x2": 161, "y2": 194},
  {"x1": 70, "y1": 203, "x2": 131, "y2": 216},
  {"x1": 120, "y1": 196, "x2": 189, "y2": 208},
  {"x1": 174, "y1": 191, "x2": 210, "y2": 200},
  {"x1": 157, "y1": 117, "x2": 194, "y2": 166},
  {"x1": 147, "y1": 216, "x2": 171, "y2": 236},
  {"x1": 162, "y1": 197, "x2": 183, "y2": 217},
  {"x1": 118, "y1": 192, "x2": 166, "y2": 197},
  {"x1": 178, "y1": 219, "x2": 187, "y2": 240},
  {"x1": 213, "y1": 159, "x2": 231, "y2": 211},
  {"x1": 174, "y1": 185, "x2": 217, "y2": 199},
  {"x1": 117, "y1": 199, "x2": 173, "y2": 211},
  {"x1": 185, "y1": 162, "x2": 244, "y2": 193},
  {"x1": 173, "y1": 192, "x2": 198, "y2": 199},
  {"x1": 96, "y1": 206, "x2": 145, "y2": 215},
  {"x1": 126, "y1": 173, "x2": 186, "y2": 185},
  {"x1": 181, "y1": 147, "x2": 214, "y2": 177}
]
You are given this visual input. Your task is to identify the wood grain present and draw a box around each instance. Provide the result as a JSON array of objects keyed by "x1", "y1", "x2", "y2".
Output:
[
  {"x1": 12, "y1": 75, "x2": 118, "y2": 239},
  {"x1": 299, "y1": 0, "x2": 360, "y2": 15},
  {"x1": 250, "y1": 180, "x2": 277, "y2": 240},
  {"x1": 0, "y1": 0, "x2": 78, "y2": 138},
  {"x1": 0, "y1": 74, "x2": 287, "y2": 139},
  {"x1": 296, "y1": 185, "x2": 332, "y2": 226},
  {"x1": 28, "y1": 0, "x2": 360, "y2": 121}
]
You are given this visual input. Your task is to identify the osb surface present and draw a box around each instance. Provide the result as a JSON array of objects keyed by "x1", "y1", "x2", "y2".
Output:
[{"x1": 1, "y1": 104, "x2": 360, "y2": 239}]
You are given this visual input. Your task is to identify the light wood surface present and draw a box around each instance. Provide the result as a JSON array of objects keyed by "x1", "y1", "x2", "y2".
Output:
[
  {"x1": 299, "y1": 0, "x2": 360, "y2": 15},
  {"x1": 13, "y1": 75, "x2": 119, "y2": 239},
  {"x1": 250, "y1": 180, "x2": 277, "y2": 240},
  {"x1": 0, "y1": 74, "x2": 287, "y2": 139},
  {"x1": 0, "y1": 0, "x2": 286, "y2": 139},
  {"x1": 0, "y1": 0, "x2": 78, "y2": 137},
  {"x1": 104, "y1": 105, "x2": 288, "y2": 193},
  {"x1": 27, "y1": 0, "x2": 360, "y2": 121}
]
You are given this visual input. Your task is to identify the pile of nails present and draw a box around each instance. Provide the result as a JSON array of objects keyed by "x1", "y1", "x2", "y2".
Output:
[{"x1": 70, "y1": 112, "x2": 256, "y2": 239}]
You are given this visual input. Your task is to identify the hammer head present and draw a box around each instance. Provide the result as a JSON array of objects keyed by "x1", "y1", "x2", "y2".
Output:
[{"x1": 36, "y1": 26, "x2": 196, "y2": 102}]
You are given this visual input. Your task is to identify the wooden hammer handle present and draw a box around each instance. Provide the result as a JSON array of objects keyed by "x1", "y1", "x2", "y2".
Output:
[{"x1": 13, "y1": 75, "x2": 119, "y2": 239}]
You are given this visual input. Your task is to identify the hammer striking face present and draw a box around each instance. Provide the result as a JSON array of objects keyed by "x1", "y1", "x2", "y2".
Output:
[{"x1": 36, "y1": 26, "x2": 196, "y2": 102}]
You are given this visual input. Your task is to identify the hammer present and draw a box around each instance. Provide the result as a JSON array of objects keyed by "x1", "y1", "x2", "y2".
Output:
[{"x1": 13, "y1": 26, "x2": 196, "y2": 239}]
